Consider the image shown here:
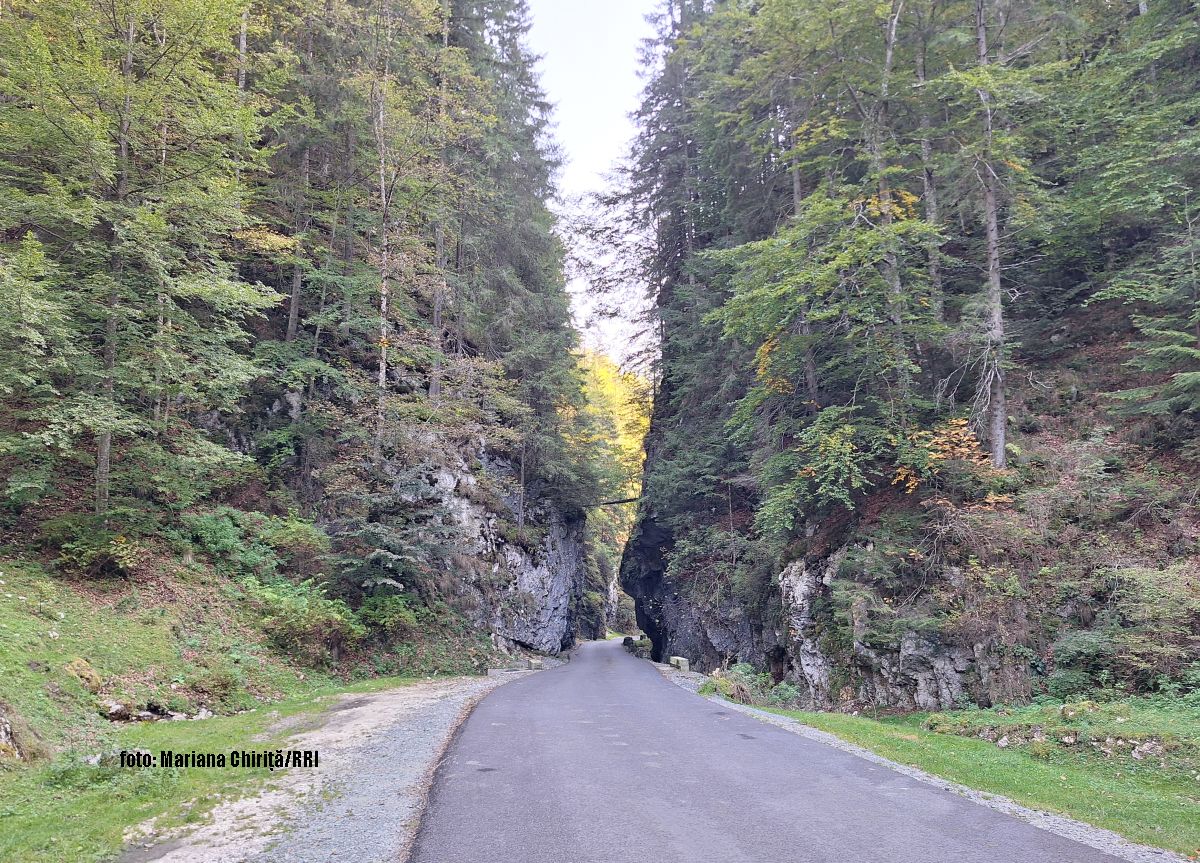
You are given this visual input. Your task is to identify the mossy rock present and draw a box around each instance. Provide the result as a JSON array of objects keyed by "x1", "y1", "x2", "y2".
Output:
[
  {"x1": 0, "y1": 702, "x2": 50, "y2": 762},
  {"x1": 64, "y1": 658, "x2": 102, "y2": 694}
]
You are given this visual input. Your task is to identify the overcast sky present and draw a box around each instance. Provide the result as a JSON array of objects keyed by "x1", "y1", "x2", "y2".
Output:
[
  {"x1": 526, "y1": 0, "x2": 655, "y2": 199},
  {"x1": 526, "y1": 0, "x2": 657, "y2": 363}
]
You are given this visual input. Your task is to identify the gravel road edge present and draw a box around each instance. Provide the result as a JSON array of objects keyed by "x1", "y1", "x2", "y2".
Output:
[{"x1": 653, "y1": 662, "x2": 1189, "y2": 863}]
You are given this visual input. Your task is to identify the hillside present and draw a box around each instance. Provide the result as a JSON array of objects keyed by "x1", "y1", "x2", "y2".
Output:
[
  {"x1": 615, "y1": 0, "x2": 1200, "y2": 711},
  {"x1": 0, "y1": 0, "x2": 643, "y2": 770}
]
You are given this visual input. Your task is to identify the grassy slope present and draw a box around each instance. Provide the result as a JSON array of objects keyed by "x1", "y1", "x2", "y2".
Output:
[
  {"x1": 0, "y1": 557, "x2": 416, "y2": 863},
  {"x1": 767, "y1": 704, "x2": 1200, "y2": 857},
  {"x1": 0, "y1": 676, "x2": 415, "y2": 863}
]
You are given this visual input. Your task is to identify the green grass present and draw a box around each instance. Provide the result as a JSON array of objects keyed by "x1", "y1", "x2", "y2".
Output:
[
  {"x1": 0, "y1": 676, "x2": 415, "y2": 863},
  {"x1": 0, "y1": 558, "x2": 339, "y2": 752},
  {"x1": 0, "y1": 557, "x2": 429, "y2": 863},
  {"x1": 765, "y1": 704, "x2": 1200, "y2": 857}
]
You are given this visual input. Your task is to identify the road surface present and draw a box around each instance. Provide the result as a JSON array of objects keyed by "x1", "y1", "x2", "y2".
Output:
[{"x1": 412, "y1": 639, "x2": 1126, "y2": 863}]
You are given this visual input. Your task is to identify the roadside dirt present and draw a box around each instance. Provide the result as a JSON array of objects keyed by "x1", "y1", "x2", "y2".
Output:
[{"x1": 120, "y1": 675, "x2": 515, "y2": 863}]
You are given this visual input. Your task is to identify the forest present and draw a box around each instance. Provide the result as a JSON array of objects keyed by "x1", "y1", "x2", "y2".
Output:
[
  {"x1": 1, "y1": 0, "x2": 1199, "y2": 859},
  {"x1": 0, "y1": 0, "x2": 647, "y2": 675},
  {"x1": 613, "y1": 0, "x2": 1199, "y2": 709}
]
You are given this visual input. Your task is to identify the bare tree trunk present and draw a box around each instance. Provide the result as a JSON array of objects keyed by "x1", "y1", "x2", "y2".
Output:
[
  {"x1": 517, "y1": 441, "x2": 526, "y2": 530},
  {"x1": 370, "y1": 6, "x2": 395, "y2": 461},
  {"x1": 870, "y1": 0, "x2": 911, "y2": 407},
  {"x1": 429, "y1": 2, "x2": 450, "y2": 403},
  {"x1": 373, "y1": 91, "x2": 391, "y2": 460},
  {"x1": 98, "y1": 14, "x2": 136, "y2": 517},
  {"x1": 340, "y1": 128, "x2": 355, "y2": 340},
  {"x1": 237, "y1": 8, "x2": 248, "y2": 91},
  {"x1": 312, "y1": 206, "x2": 338, "y2": 371},
  {"x1": 976, "y1": 0, "x2": 1008, "y2": 468},
  {"x1": 916, "y1": 18, "x2": 944, "y2": 322},
  {"x1": 286, "y1": 148, "x2": 310, "y2": 342},
  {"x1": 1187, "y1": 205, "x2": 1198, "y2": 346},
  {"x1": 791, "y1": 159, "x2": 820, "y2": 408}
]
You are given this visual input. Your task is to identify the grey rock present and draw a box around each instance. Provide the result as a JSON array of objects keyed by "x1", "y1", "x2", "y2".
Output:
[{"x1": 100, "y1": 699, "x2": 131, "y2": 721}]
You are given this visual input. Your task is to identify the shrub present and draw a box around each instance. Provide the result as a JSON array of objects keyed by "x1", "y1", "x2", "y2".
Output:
[
  {"x1": 183, "y1": 508, "x2": 278, "y2": 577},
  {"x1": 242, "y1": 578, "x2": 365, "y2": 666},
  {"x1": 58, "y1": 533, "x2": 146, "y2": 578},
  {"x1": 41, "y1": 511, "x2": 151, "y2": 578},
  {"x1": 1047, "y1": 669, "x2": 1094, "y2": 699},
  {"x1": 181, "y1": 507, "x2": 330, "y2": 580},
  {"x1": 1053, "y1": 629, "x2": 1115, "y2": 672},
  {"x1": 358, "y1": 593, "x2": 423, "y2": 636},
  {"x1": 768, "y1": 681, "x2": 803, "y2": 705}
]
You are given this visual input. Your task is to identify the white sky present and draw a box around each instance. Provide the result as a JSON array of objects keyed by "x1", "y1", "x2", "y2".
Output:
[{"x1": 526, "y1": 0, "x2": 657, "y2": 363}]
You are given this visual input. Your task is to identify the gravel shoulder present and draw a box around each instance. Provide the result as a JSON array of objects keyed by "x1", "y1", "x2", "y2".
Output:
[
  {"x1": 120, "y1": 675, "x2": 520, "y2": 863},
  {"x1": 652, "y1": 662, "x2": 1188, "y2": 863}
]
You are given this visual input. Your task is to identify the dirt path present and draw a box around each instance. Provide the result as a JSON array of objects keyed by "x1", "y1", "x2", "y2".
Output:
[{"x1": 121, "y1": 675, "x2": 515, "y2": 863}]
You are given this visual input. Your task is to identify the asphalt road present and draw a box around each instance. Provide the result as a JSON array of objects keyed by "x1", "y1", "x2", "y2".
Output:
[{"x1": 411, "y1": 639, "x2": 1126, "y2": 863}]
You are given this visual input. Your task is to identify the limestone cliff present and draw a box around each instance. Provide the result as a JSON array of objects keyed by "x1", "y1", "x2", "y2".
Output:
[{"x1": 392, "y1": 447, "x2": 602, "y2": 655}]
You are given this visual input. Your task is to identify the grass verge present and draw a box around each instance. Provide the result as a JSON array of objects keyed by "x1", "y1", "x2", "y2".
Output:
[
  {"x1": 0, "y1": 556, "x2": 441, "y2": 863},
  {"x1": 764, "y1": 704, "x2": 1200, "y2": 857}
]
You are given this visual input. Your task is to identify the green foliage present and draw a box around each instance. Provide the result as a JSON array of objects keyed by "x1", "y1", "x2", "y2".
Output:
[
  {"x1": 756, "y1": 407, "x2": 885, "y2": 538},
  {"x1": 182, "y1": 508, "x2": 281, "y2": 580},
  {"x1": 241, "y1": 577, "x2": 366, "y2": 667},
  {"x1": 1046, "y1": 669, "x2": 1095, "y2": 700},
  {"x1": 0, "y1": 0, "x2": 607, "y2": 672},
  {"x1": 358, "y1": 593, "x2": 425, "y2": 637}
]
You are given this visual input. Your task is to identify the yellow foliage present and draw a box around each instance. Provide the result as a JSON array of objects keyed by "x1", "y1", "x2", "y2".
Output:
[
  {"x1": 849, "y1": 189, "x2": 920, "y2": 221},
  {"x1": 577, "y1": 351, "x2": 651, "y2": 497},
  {"x1": 755, "y1": 334, "x2": 795, "y2": 395},
  {"x1": 233, "y1": 226, "x2": 299, "y2": 255},
  {"x1": 921, "y1": 418, "x2": 991, "y2": 467},
  {"x1": 894, "y1": 419, "x2": 992, "y2": 495},
  {"x1": 892, "y1": 464, "x2": 921, "y2": 494}
]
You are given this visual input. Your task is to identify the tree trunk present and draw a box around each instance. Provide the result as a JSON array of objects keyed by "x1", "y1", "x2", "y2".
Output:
[
  {"x1": 371, "y1": 20, "x2": 393, "y2": 461},
  {"x1": 286, "y1": 148, "x2": 310, "y2": 342},
  {"x1": 374, "y1": 106, "x2": 391, "y2": 460},
  {"x1": 916, "y1": 26, "x2": 944, "y2": 323},
  {"x1": 517, "y1": 441, "x2": 526, "y2": 530},
  {"x1": 976, "y1": 0, "x2": 1007, "y2": 468},
  {"x1": 429, "y1": 3, "x2": 450, "y2": 403},
  {"x1": 98, "y1": 14, "x2": 136, "y2": 517},
  {"x1": 870, "y1": 0, "x2": 911, "y2": 407},
  {"x1": 791, "y1": 160, "x2": 820, "y2": 408}
]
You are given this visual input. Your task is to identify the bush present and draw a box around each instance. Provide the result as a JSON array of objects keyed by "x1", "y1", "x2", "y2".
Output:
[
  {"x1": 1053, "y1": 629, "x2": 1115, "y2": 671},
  {"x1": 768, "y1": 681, "x2": 803, "y2": 705},
  {"x1": 242, "y1": 578, "x2": 365, "y2": 666},
  {"x1": 41, "y1": 512, "x2": 150, "y2": 578},
  {"x1": 358, "y1": 593, "x2": 423, "y2": 636},
  {"x1": 1047, "y1": 669, "x2": 1095, "y2": 699},
  {"x1": 182, "y1": 507, "x2": 330, "y2": 580},
  {"x1": 183, "y1": 508, "x2": 279, "y2": 578}
]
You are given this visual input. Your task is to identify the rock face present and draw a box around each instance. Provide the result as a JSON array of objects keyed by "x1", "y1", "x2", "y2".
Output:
[
  {"x1": 623, "y1": 524, "x2": 1031, "y2": 711},
  {"x1": 621, "y1": 516, "x2": 782, "y2": 670},
  {"x1": 408, "y1": 450, "x2": 601, "y2": 655},
  {"x1": 778, "y1": 559, "x2": 834, "y2": 707}
]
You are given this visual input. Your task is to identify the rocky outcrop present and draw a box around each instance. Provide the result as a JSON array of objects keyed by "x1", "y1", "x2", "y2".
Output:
[
  {"x1": 408, "y1": 450, "x2": 601, "y2": 655},
  {"x1": 778, "y1": 559, "x2": 835, "y2": 706},
  {"x1": 620, "y1": 516, "x2": 781, "y2": 670},
  {"x1": 626, "y1": 524, "x2": 1033, "y2": 711},
  {"x1": 0, "y1": 702, "x2": 47, "y2": 762}
]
